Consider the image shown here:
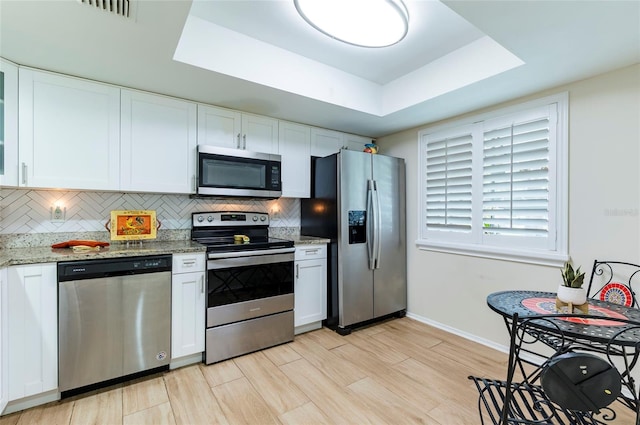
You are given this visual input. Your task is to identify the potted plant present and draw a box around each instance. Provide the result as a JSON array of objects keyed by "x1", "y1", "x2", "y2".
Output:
[{"x1": 556, "y1": 260, "x2": 587, "y2": 311}]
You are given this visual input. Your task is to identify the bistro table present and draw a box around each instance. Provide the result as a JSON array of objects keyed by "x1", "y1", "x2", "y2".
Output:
[
  {"x1": 488, "y1": 290, "x2": 640, "y2": 347},
  {"x1": 486, "y1": 290, "x2": 640, "y2": 422}
]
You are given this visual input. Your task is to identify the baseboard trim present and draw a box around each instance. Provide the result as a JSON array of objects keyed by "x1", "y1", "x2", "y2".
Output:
[
  {"x1": 405, "y1": 311, "x2": 547, "y2": 367},
  {"x1": 3, "y1": 390, "x2": 60, "y2": 416},
  {"x1": 406, "y1": 311, "x2": 509, "y2": 353},
  {"x1": 170, "y1": 352, "x2": 203, "y2": 370}
]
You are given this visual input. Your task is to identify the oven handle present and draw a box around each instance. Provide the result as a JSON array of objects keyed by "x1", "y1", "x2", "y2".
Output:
[
  {"x1": 207, "y1": 247, "x2": 295, "y2": 259},
  {"x1": 207, "y1": 251, "x2": 295, "y2": 269}
]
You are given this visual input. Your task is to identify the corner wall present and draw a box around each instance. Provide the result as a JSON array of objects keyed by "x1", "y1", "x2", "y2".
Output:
[{"x1": 378, "y1": 64, "x2": 640, "y2": 346}]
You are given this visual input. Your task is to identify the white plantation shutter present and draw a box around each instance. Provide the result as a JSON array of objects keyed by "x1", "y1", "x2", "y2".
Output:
[
  {"x1": 422, "y1": 126, "x2": 473, "y2": 238},
  {"x1": 482, "y1": 105, "x2": 556, "y2": 243},
  {"x1": 417, "y1": 94, "x2": 567, "y2": 264}
]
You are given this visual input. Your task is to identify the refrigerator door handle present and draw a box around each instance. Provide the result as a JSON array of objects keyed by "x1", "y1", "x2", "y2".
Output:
[
  {"x1": 367, "y1": 180, "x2": 376, "y2": 270},
  {"x1": 373, "y1": 180, "x2": 382, "y2": 269}
]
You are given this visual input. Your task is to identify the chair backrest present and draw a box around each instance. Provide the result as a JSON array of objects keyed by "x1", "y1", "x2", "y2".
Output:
[{"x1": 586, "y1": 260, "x2": 640, "y2": 308}]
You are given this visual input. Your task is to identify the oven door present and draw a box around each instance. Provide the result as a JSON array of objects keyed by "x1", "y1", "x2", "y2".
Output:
[
  {"x1": 206, "y1": 249, "x2": 294, "y2": 327},
  {"x1": 197, "y1": 145, "x2": 282, "y2": 198}
]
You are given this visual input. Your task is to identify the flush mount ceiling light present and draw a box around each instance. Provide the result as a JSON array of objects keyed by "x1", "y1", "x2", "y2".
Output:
[{"x1": 294, "y1": 0, "x2": 409, "y2": 48}]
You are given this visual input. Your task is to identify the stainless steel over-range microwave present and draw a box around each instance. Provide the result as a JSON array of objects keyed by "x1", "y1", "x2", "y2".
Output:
[{"x1": 196, "y1": 145, "x2": 282, "y2": 198}]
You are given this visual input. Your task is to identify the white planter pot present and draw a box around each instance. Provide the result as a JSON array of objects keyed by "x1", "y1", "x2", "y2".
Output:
[{"x1": 557, "y1": 285, "x2": 587, "y2": 305}]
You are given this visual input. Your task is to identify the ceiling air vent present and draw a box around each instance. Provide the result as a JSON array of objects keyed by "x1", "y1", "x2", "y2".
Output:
[{"x1": 78, "y1": 0, "x2": 133, "y2": 19}]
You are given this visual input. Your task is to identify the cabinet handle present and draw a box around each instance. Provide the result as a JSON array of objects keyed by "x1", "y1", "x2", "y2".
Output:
[
  {"x1": 200, "y1": 275, "x2": 204, "y2": 294},
  {"x1": 243, "y1": 134, "x2": 247, "y2": 149},
  {"x1": 182, "y1": 259, "x2": 196, "y2": 267},
  {"x1": 236, "y1": 133, "x2": 241, "y2": 149},
  {"x1": 296, "y1": 264, "x2": 299, "y2": 279},
  {"x1": 21, "y1": 163, "x2": 27, "y2": 185},
  {"x1": 305, "y1": 249, "x2": 319, "y2": 255}
]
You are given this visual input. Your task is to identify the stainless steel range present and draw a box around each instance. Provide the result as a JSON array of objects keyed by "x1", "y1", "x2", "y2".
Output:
[{"x1": 191, "y1": 211, "x2": 295, "y2": 364}]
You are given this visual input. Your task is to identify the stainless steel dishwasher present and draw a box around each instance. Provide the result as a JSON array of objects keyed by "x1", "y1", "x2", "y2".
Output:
[{"x1": 57, "y1": 254, "x2": 172, "y2": 397}]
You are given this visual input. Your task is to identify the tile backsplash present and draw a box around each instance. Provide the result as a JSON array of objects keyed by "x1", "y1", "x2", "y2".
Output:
[{"x1": 0, "y1": 188, "x2": 300, "y2": 240}]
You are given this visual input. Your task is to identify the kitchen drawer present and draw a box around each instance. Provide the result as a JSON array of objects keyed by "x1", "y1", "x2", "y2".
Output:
[
  {"x1": 172, "y1": 253, "x2": 205, "y2": 274},
  {"x1": 295, "y1": 244, "x2": 327, "y2": 261}
]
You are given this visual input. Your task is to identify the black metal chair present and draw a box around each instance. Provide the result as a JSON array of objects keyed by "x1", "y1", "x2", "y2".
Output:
[
  {"x1": 468, "y1": 313, "x2": 640, "y2": 424},
  {"x1": 587, "y1": 260, "x2": 640, "y2": 308}
]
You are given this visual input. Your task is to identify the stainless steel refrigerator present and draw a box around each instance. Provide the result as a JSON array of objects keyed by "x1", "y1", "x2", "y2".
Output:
[{"x1": 301, "y1": 149, "x2": 406, "y2": 335}]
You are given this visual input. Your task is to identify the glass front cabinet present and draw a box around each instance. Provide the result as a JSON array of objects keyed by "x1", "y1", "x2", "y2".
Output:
[{"x1": 0, "y1": 58, "x2": 18, "y2": 187}]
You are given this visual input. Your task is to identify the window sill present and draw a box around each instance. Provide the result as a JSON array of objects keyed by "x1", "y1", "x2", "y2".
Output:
[{"x1": 415, "y1": 239, "x2": 568, "y2": 267}]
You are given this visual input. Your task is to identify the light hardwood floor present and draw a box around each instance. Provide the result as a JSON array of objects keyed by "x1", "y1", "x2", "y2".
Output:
[{"x1": 0, "y1": 317, "x2": 632, "y2": 424}]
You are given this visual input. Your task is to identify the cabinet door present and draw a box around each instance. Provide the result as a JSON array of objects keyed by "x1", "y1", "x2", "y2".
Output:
[
  {"x1": 121, "y1": 90, "x2": 197, "y2": 193},
  {"x1": 241, "y1": 113, "x2": 279, "y2": 153},
  {"x1": 18, "y1": 69, "x2": 120, "y2": 190},
  {"x1": 295, "y1": 258, "x2": 327, "y2": 327},
  {"x1": 7, "y1": 263, "x2": 57, "y2": 401},
  {"x1": 344, "y1": 133, "x2": 372, "y2": 152},
  {"x1": 0, "y1": 59, "x2": 19, "y2": 187},
  {"x1": 0, "y1": 268, "x2": 7, "y2": 414},
  {"x1": 197, "y1": 104, "x2": 242, "y2": 149},
  {"x1": 310, "y1": 127, "x2": 343, "y2": 157},
  {"x1": 279, "y1": 121, "x2": 311, "y2": 198},
  {"x1": 171, "y1": 271, "x2": 205, "y2": 359}
]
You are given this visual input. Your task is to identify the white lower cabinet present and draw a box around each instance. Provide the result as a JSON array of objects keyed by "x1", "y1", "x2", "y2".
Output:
[
  {"x1": 171, "y1": 253, "x2": 206, "y2": 362},
  {"x1": 0, "y1": 268, "x2": 7, "y2": 414},
  {"x1": 6, "y1": 263, "x2": 57, "y2": 402},
  {"x1": 294, "y1": 245, "x2": 327, "y2": 334}
]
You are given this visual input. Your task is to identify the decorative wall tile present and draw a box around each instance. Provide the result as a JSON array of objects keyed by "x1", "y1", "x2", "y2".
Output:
[{"x1": 0, "y1": 188, "x2": 301, "y2": 235}]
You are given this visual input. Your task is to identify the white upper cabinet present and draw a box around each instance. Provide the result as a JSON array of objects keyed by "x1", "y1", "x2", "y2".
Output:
[
  {"x1": 241, "y1": 113, "x2": 279, "y2": 154},
  {"x1": 198, "y1": 105, "x2": 278, "y2": 154},
  {"x1": 279, "y1": 121, "x2": 311, "y2": 198},
  {"x1": 310, "y1": 127, "x2": 343, "y2": 158},
  {"x1": 0, "y1": 59, "x2": 19, "y2": 187},
  {"x1": 121, "y1": 90, "x2": 197, "y2": 193},
  {"x1": 311, "y1": 127, "x2": 374, "y2": 158},
  {"x1": 197, "y1": 104, "x2": 242, "y2": 149},
  {"x1": 18, "y1": 68, "x2": 120, "y2": 190},
  {"x1": 344, "y1": 133, "x2": 372, "y2": 152}
]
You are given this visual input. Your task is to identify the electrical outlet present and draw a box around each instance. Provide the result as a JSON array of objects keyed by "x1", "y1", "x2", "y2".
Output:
[
  {"x1": 51, "y1": 206, "x2": 66, "y2": 223},
  {"x1": 270, "y1": 207, "x2": 281, "y2": 221}
]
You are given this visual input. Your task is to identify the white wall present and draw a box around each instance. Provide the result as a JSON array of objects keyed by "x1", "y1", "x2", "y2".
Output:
[{"x1": 378, "y1": 64, "x2": 640, "y2": 346}]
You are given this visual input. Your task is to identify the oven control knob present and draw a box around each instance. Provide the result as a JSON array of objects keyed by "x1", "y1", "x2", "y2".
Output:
[
  {"x1": 252, "y1": 215, "x2": 258, "y2": 222},
  {"x1": 260, "y1": 216, "x2": 267, "y2": 222},
  {"x1": 197, "y1": 216, "x2": 204, "y2": 222},
  {"x1": 207, "y1": 216, "x2": 214, "y2": 222}
]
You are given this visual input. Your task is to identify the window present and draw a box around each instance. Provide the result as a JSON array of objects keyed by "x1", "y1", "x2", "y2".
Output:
[{"x1": 417, "y1": 93, "x2": 568, "y2": 266}]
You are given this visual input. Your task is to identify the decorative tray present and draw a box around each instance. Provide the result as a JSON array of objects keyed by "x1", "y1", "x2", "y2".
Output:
[{"x1": 107, "y1": 210, "x2": 159, "y2": 241}]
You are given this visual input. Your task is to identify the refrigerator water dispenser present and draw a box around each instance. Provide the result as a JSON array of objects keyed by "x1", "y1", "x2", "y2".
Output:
[{"x1": 348, "y1": 210, "x2": 366, "y2": 244}]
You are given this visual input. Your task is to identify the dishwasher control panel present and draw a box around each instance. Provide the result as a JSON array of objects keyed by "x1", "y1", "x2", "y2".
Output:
[{"x1": 58, "y1": 254, "x2": 172, "y2": 281}]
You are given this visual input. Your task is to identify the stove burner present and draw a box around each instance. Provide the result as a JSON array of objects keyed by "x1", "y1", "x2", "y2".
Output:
[{"x1": 191, "y1": 211, "x2": 293, "y2": 253}]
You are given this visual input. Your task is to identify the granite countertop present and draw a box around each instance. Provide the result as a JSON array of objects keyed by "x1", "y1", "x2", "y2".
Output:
[
  {"x1": 288, "y1": 235, "x2": 331, "y2": 245},
  {"x1": 0, "y1": 235, "x2": 330, "y2": 268},
  {"x1": 0, "y1": 240, "x2": 206, "y2": 268}
]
